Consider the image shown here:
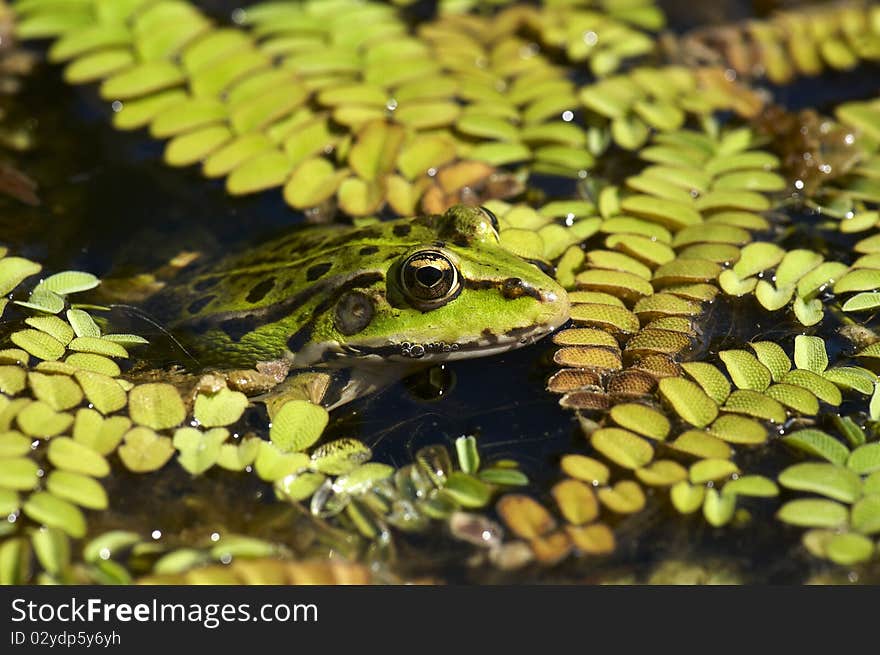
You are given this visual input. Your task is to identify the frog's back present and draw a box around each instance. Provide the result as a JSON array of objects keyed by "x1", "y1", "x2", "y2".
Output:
[{"x1": 150, "y1": 216, "x2": 440, "y2": 366}]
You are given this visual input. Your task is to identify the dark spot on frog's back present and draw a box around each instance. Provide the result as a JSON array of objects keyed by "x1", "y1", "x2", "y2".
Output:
[
  {"x1": 306, "y1": 262, "x2": 332, "y2": 281},
  {"x1": 220, "y1": 316, "x2": 258, "y2": 342},
  {"x1": 359, "y1": 246, "x2": 379, "y2": 256},
  {"x1": 188, "y1": 295, "x2": 215, "y2": 314},
  {"x1": 393, "y1": 224, "x2": 412, "y2": 237},
  {"x1": 194, "y1": 277, "x2": 220, "y2": 292},
  {"x1": 246, "y1": 277, "x2": 275, "y2": 303}
]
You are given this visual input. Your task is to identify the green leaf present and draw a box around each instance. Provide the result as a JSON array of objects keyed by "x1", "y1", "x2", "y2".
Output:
[
  {"x1": 455, "y1": 435, "x2": 480, "y2": 474},
  {"x1": 309, "y1": 438, "x2": 370, "y2": 475},
  {"x1": 847, "y1": 443, "x2": 880, "y2": 475},
  {"x1": 590, "y1": 427, "x2": 653, "y2": 469},
  {"x1": 193, "y1": 388, "x2": 249, "y2": 428},
  {"x1": 47, "y1": 437, "x2": 110, "y2": 477},
  {"x1": 776, "y1": 498, "x2": 848, "y2": 528},
  {"x1": 0, "y1": 257, "x2": 41, "y2": 295},
  {"x1": 41, "y1": 271, "x2": 99, "y2": 296},
  {"x1": 719, "y1": 350, "x2": 772, "y2": 391},
  {"x1": 269, "y1": 400, "x2": 328, "y2": 453},
  {"x1": 794, "y1": 335, "x2": 828, "y2": 373},
  {"x1": 117, "y1": 427, "x2": 174, "y2": 473},
  {"x1": 23, "y1": 492, "x2": 87, "y2": 538},
  {"x1": 778, "y1": 463, "x2": 862, "y2": 503},
  {"x1": 46, "y1": 470, "x2": 108, "y2": 510},
  {"x1": 782, "y1": 429, "x2": 850, "y2": 465},
  {"x1": 128, "y1": 383, "x2": 185, "y2": 430},
  {"x1": 851, "y1": 495, "x2": 880, "y2": 535},
  {"x1": 658, "y1": 377, "x2": 719, "y2": 427}
]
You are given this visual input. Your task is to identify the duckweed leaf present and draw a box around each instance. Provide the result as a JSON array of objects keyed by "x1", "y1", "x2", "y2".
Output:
[
  {"x1": 269, "y1": 400, "x2": 328, "y2": 453},
  {"x1": 670, "y1": 480, "x2": 706, "y2": 514},
  {"x1": 719, "y1": 350, "x2": 772, "y2": 391},
  {"x1": 783, "y1": 429, "x2": 850, "y2": 465},
  {"x1": 722, "y1": 475, "x2": 779, "y2": 497},
  {"x1": 16, "y1": 400, "x2": 73, "y2": 438},
  {"x1": 117, "y1": 427, "x2": 175, "y2": 473},
  {"x1": 46, "y1": 470, "x2": 108, "y2": 510},
  {"x1": 443, "y1": 472, "x2": 491, "y2": 509},
  {"x1": 597, "y1": 480, "x2": 646, "y2": 514},
  {"x1": 851, "y1": 495, "x2": 880, "y2": 535},
  {"x1": 28, "y1": 372, "x2": 83, "y2": 411},
  {"x1": 68, "y1": 336, "x2": 128, "y2": 359},
  {"x1": 11, "y1": 329, "x2": 65, "y2": 361},
  {"x1": 42, "y1": 271, "x2": 99, "y2": 295},
  {"x1": 777, "y1": 498, "x2": 848, "y2": 528},
  {"x1": 0, "y1": 367, "x2": 26, "y2": 395},
  {"x1": 825, "y1": 533, "x2": 874, "y2": 565},
  {"x1": 65, "y1": 309, "x2": 101, "y2": 338},
  {"x1": 0, "y1": 257, "x2": 41, "y2": 295},
  {"x1": 47, "y1": 437, "x2": 110, "y2": 477},
  {"x1": 194, "y1": 388, "x2": 249, "y2": 428},
  {"x1": 310, "y1": 438, "x2": 370, "y2": 475},
  {"x1": 658, "y1": 377, "x2": 718, "y2": 427},
  {"x1": 455, "y1": 436, "x2": 480, "y2": 475},
  {"x1": 0, "y1": 457, "x2": 40, "y2": 491},
  {"x1": 23, "y1": 492, "x2": 87, "y2": 538},
  {"x1": 703, "y1": 488, "x2": 737, "y2": 527},
  {"x1": 15, "y1": 287, "x2": 65, "y2": 314},
  {"x1": 635, "y1": 460, "x2": 687, "y2": 486},
  {"x1": 794, "y1": 335, "x2": 828, "y2": 373},
  {"x1": 128, "y1": 383, "x2": 185, "y2": 430},
  {"x1": 497, "y1": 494, "x2": 555, "y2": 539},
  {"x1": 779, "y1": 463, "x2": 862, "y2": 503},
  {"x1": 690, "y1": 459, "x2": 740, "y2": 484},
  {"x1": 590, "y1": 428, "x2": 653, "y2": 469},
  {"x1": 560, "y1": 454, "x2": 610, "y2": 485},
  {"x1": 681, "y1": 362, "x2": 730, "y2": 405},
  {"x1": 74, "y1": 371, "x2": 127, "y2": 414},
  {"x1": 478, "y1": 468, "x2": 529, "y2": 486},
  {"x1": 173, "y1": 427, "x2": 228, "y2": 475},
  {"x1": 847, "y1": 443, "x2": 880, "y2": 475},
  {"x1": 25, "y1": 316, "x2": 74, "y2": 345},
  {"x1": 609, "y1": 403, "x2": 670, "y2": 440},
  {"x1": 275, "y1": 470, "x2": 325, "y2": 502}
]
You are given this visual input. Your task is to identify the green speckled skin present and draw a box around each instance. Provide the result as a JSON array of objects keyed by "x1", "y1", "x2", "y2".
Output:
[{"x1": 153, "y1": 206, "x2": 570, "y2": 369}]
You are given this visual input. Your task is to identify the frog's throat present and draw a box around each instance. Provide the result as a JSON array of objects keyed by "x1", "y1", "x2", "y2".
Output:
[{"x1": 290, "y1": 317, "x2": 569, "y2": 368}]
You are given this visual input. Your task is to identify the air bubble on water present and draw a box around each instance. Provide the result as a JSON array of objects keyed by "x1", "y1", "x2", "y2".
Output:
[
  {"x1": 211, "y1": 532, "x2": 220, "y2": 542},
  {"x1": 724, "y1": 68, "x2": 736, "y2": 81},
  {"x1": 562, "y1": 110, "x2": 574, "y2": 122},
  {"x1": 794, "y1": 179, "x2": 805, "y2": 190},
  {"x1": 386, "y1": 98, "x2": 398, "y2": 112},
  {"x1": 583, "y1": 31, "x2": 598, "y2": 46},
  {"x1": 564, "y1": 213, "x2": 575, "y2": 226},
  {"x1": 99, "y1": 548, "x2": 111, "y2": 561},
  {"x1": 231, "y1": 8, "x2": 247, "y2": 24},
  {"x1": 111, "y1": 101, "x2": 123, "y2": 112},
  {"x1": 220, "y1": 554, "x2": 232, "y2": 564},
  {"x1": 151, "y1": 530, "x2": 162, "y2": 540}
]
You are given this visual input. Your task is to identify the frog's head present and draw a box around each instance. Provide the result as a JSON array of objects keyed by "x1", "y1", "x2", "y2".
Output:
[{"x1": 297, "y1": 205, "x2": 570, "y2": 367}]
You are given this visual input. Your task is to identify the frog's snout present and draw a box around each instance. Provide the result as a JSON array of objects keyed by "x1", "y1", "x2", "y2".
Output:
[{"x1": 537, "y1": 281, "x2": 571, "y2": 334}]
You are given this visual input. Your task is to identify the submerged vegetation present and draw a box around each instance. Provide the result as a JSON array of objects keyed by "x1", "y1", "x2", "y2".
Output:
[{"x1": 1, "y1": 0, "x2": 880, "y2": 583}]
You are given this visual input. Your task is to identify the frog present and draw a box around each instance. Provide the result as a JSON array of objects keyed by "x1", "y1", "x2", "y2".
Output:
[{"x1": 149, "y1": 204, "x2": 570, "y2": 407}]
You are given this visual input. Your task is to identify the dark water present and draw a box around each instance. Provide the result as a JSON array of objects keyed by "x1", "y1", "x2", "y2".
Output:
[{"x1": 3, "y1": 0, "x2": 879, "y2": 583}]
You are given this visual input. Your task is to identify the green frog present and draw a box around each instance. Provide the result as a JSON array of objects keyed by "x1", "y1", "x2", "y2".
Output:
[{"x1": 151, "y1": 205, "x2": 570, "y2": 406}]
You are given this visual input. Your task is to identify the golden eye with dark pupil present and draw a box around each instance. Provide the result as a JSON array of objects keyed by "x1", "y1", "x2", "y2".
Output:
[{"x1": 401, "y1": 251, "x2": 459, "y2": 306}]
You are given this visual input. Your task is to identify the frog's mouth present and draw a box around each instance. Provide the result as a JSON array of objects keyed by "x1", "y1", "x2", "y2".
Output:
[{"x1": 294, "y1": 316, "x2": 569, "y2": 368}]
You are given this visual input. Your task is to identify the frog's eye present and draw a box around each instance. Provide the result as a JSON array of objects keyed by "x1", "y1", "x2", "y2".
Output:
[
  {"x1": 400, "y1": 250, "x2": 460, "y2": 309},
  {"x1": 479, "y1": 206, "x2": 500, "y2": 232}
]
